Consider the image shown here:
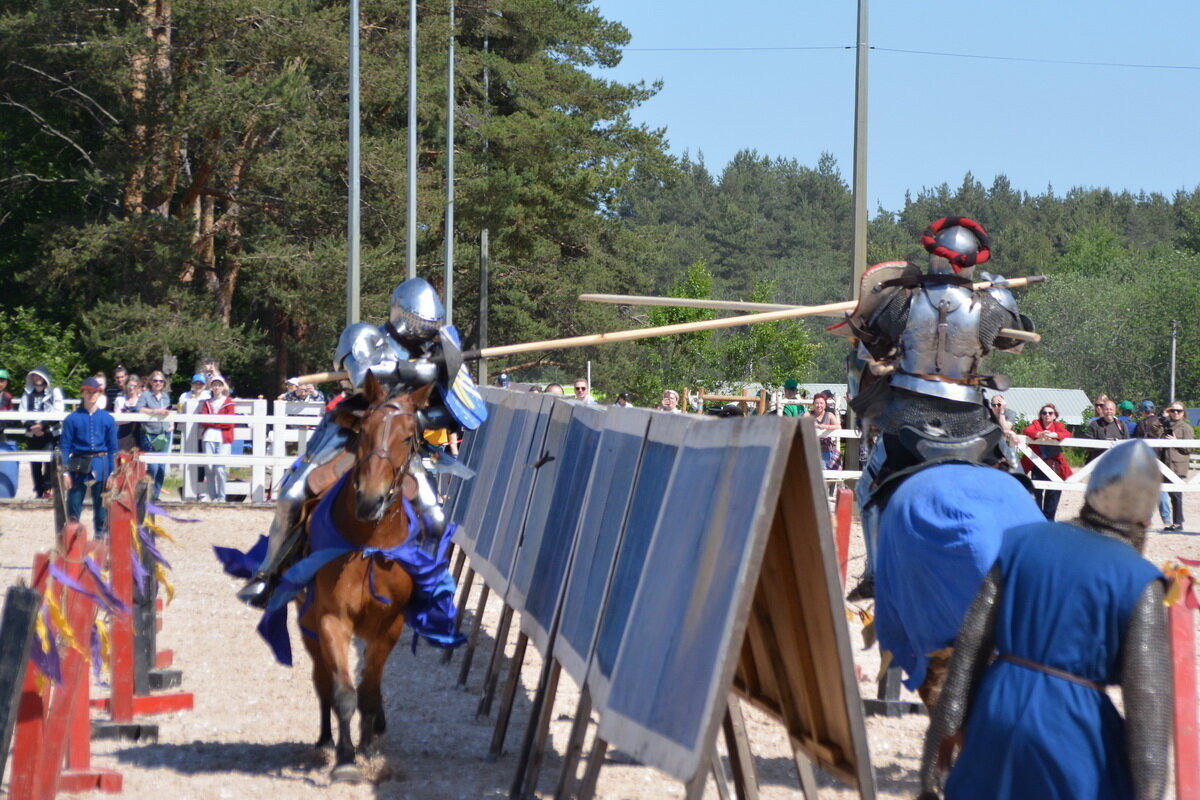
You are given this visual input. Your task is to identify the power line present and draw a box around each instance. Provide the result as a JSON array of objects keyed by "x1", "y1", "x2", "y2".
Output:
[
  {"x1": 624, "y1": 45, "x2": 845, "y2": 53},
  {"x1": 622, "y1": 42, "x2": 1200, "y2": 71},
  {"x1": 872, "y1": 46, "x2": 1200, "y2": 71}
]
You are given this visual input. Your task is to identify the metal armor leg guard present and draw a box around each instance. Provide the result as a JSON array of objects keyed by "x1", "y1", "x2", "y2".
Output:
[
  {"x1": 407, "y1": 452, "x2": 447, "y2": 556},
  {"x1": 236, "y1": 413, "x2": 349, "y2": 608},
  {"x1": 237, "y1": 495, "x2": 309, "y2": 608}
]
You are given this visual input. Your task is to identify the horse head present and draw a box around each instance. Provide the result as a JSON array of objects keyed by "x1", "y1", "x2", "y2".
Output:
[{"x1": 351, "y1": 373, "x2": 434, "y2": 522}]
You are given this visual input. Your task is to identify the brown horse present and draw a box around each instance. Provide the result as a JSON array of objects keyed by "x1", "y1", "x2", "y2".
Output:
[{"x1": 299, "y1": 375, "x2": 434, "y2": 783}]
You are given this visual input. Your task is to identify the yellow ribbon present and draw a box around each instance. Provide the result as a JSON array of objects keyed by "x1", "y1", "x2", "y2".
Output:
[
  {"x1": 45, "y1": 592, "x2": 84, "y2": 655},
  {"x1": 155, "y1": 563, "x2": 176, "y2": 606},
  {"x1": 1161, "y1": 562, "x2": 1194, "y2": 607}
]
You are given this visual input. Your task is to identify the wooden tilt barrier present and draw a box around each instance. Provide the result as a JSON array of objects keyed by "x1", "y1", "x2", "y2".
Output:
[{"x1": 10, "y1": 523, "x2": 122, "y2": 799}]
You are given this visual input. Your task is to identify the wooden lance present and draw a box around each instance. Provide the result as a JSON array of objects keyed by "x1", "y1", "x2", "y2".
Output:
[{"x1": 294, "y1": 275, "x2": 1044, "y2": 384}]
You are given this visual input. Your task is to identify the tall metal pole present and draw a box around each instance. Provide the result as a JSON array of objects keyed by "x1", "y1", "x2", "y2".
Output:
[
  {"x1": 406, "y1": 0, "x2": 418, "y2": 280},
  {"x1": 1170, "y1": 319, "x2": 1179, "y2": 401},
  {"x1": 479, "y1": 229, "x2": 489, "y2": 388},
  {"x1": 444, "y1": 0, "x2": 456, "y2": 325},
  {"x1": 346, "y1": 0, "x2": 361, "y2": 324},
  {"x1": 845, "y1": 0, "x2": 870, "y2": 476},
  {"x1": 850, "y1": 0, "x2": 869, "y2": 298},
  {"x1": 478, "y1": 29, "x2": 490, "y2": 387}
]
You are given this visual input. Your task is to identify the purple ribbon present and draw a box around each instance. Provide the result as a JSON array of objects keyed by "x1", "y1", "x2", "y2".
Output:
[
  {"x1": 29, "y1": 608, "x2": 62, "y2": 684},
  {"x1": 145, "y1": 502, "x2": 201, "y2": 523},
  {"x1": 83, "y1": 556, "x2": 130, "y2": 614},
  {"x1": 137, "y1": 525, "x2": 173, "y2": 569}
]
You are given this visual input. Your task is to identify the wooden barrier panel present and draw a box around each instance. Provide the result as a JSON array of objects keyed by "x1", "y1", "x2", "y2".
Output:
[{"x1": 449, "y1": 397, "x2": 874, "y2": 798}]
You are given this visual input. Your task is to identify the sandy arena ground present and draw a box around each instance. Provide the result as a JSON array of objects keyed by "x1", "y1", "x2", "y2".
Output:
[{"x1": 0, "y1": 465, "x2": 1197, "y2": 799}]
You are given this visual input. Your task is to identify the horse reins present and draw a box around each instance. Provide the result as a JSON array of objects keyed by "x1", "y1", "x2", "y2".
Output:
[{"x1": 357, "y1": 400, "x2": 420, "y2": 510}]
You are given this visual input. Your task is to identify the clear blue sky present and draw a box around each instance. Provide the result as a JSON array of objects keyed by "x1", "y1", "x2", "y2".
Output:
[{"x1": 588, "y1": 0, "x2": 1200, "y2": 212}]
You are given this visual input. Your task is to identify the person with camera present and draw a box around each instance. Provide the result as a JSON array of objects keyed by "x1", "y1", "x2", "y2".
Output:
[
  {"x1": 1133, "y1": 400, "x2": 1172, "y2": 528},
  {"x1": 1160, "y1": 401, "x2": 1193, "y2": 530}
]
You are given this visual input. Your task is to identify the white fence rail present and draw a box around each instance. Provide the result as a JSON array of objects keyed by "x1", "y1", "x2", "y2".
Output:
[
  {"x1": 810, "y1": 429, "x2": 1200, "y2": 493},
  {"x1": 5, "y1": 408, "x2": 1200, "y2": 500},
  {"x1": 0, "y1": 400, "x2": 325, "y2": 501}
]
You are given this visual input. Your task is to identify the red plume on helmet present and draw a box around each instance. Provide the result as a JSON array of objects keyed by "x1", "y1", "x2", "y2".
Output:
[{"x1": 921, "y1": 216, "x2": 991, "y2": 272}]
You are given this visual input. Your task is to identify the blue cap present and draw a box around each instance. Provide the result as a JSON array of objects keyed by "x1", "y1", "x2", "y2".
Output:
[
  {"x1": 192, "y1": 373, "x2": 206, "y2": 383},
  {"x1": 81, "y1": 377, "x2": 103, "y2": 392}
]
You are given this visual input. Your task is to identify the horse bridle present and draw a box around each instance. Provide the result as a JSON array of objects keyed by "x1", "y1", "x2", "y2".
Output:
[{"x1": 357, "y1": 399, "x2": 420, "y2": 510}]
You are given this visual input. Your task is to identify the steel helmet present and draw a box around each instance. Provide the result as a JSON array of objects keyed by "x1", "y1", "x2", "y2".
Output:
[
  {"x1": 922, "y1": 217, "x2": 991, "y2": 274},
  {"x1": 388, "y1": 277, "x2": 445, "y2": 343},
  {"x1": 1084, "y1": 440, "x2": 1160, "y2": 529}
]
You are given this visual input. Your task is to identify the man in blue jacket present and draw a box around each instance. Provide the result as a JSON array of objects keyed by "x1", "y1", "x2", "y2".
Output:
[{"x1": 61, "y1": 377, "x2": 118, "y2": 536}]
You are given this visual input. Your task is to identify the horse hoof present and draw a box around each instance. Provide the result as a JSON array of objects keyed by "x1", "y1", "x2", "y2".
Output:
[
  {"x1": 331, "y1": 764, "x2": 365, "y2": 784},
  {"x1": 298, "y1": 746, "x2": 333, "y2": 769}
]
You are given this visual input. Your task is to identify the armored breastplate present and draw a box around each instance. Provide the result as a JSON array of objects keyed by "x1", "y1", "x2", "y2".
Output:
[
  {"x1": 894, "y1": 285, "x2": 985, "y2": 402},
  {"x1": 336, "y1": 322, "x2": 423, "y2": 390}
]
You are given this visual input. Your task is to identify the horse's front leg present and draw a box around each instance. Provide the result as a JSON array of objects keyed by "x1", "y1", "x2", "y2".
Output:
[
  {"x1": 301, "y1": 631, "x2": 334, "y2": 750},
  {"x1": 358, "y1": 610, "x2": 407, "y2": 753},
  {"x1": 318, "y1": 614, "x2": 362, "y2": 782}
]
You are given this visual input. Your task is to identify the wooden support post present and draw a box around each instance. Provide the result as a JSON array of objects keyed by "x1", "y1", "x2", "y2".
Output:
[
  {"x1": 575, "y1": 737, "x2": 608, "y2": 800},
  {"x1": 1171, "y1": 583, "x2": 1199, "y2": 799},
  {"x1": 513, "y1": 659, "x2": 562, "y2": 799},
  {"x1": 450, "y1": 545, "x2": 467, "y2": 587},
  {"x1": 442, "y1": 566, "x2": 475, "y2": 664},
  {"x1": 477, "y1": 604, "x2": 515, "y2": 718},
  {"x1": 553, "y1": 686, "x2": 593, "y2": 800},
  {"x1": 487, "y1": 631, "x2": 528, "y2": 761},
  {"x1": 0, "y1": 587, "x2": 41, "y2": 786},
  {"x1": 792, "y1": 747, "x2": 820, "y2": 799},
  {"x1": 456, "y1": 583, "x2": 490, "y2": 688},
  {"x1": 722, "y1": 697, "x2": 759, "y2": 800},
  {"x1": 107, "y1": 478, "x2": 137, "y2": 723}
]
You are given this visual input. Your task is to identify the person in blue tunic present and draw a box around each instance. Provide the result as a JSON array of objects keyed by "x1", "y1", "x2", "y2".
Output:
[
  {"x1": 919, "y1": 440, "x2": 1172, "y2": 800},
  {"x1": 61, "y1": 376, "x2": 119, "y2": 536}
]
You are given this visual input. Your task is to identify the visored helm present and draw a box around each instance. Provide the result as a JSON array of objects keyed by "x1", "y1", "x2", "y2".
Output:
[
  {"x1": 922, "y1": 216, "x2": 992, "y2": 274},
  {"x1": 388, "y1": 277, "x2": 445, "y2": 344}
]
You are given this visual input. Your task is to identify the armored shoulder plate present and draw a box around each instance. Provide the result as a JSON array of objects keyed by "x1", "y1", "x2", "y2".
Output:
[
  {"x1": 977, "y1": 271, "x2": 1018, "y2": 314},
  {"x1": 335, "y1": 322, "x2": 423, "y2": 390}
]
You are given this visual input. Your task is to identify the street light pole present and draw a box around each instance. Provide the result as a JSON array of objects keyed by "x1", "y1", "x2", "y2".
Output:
[
  {"x1": 406, "y1": 0, "x2": 418, "y2": 280},
  {"x1": 346, "y1": 0, "x2": 361, "y2": 324},
  {"x1": 850, "y1": 0, "x2": 869, "y2": 298},
  {"x1": 444, "y1": 0, "x2": 456, "y2": 325},
  {"x1": 1170, "y1": 319, "x2": 1179, "y2": 401}
]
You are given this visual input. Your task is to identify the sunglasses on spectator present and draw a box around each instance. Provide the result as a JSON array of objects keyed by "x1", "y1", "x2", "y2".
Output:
[
  {"x1": 991, "y1": 402, "x2": 1004, "y2": 407},
  {"x1": 1040, "y1": 410, "x2": 1055, "y2": 416},
  {"x1": 574, "y1": 386, "x2": 587, "y2": 392},
  {"x1": 1168, "y1": 407, "x2": 1185, "y2": 413}
]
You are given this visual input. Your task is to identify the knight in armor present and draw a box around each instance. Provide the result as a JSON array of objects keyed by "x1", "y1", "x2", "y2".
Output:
[
  {"x1": 836, "y1": 217, "x2": 1034, "y2": 599},
  {"x1": 237, "y1": 277, "x2": 486, "y2": 607},
  {"x1": 918, "y1": 440, "x2": 1172, "y2": 800}
]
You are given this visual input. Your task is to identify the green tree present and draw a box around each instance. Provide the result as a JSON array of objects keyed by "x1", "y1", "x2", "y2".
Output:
[{"x1": 0, "y1": 308, "x2": 87, "y2": 393}]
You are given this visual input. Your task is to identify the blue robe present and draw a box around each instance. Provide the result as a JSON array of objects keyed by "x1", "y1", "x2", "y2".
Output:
[
  {"x1": 945, "y1": 522, "x2": 1162, "y2": 800},
  {"x1": 874, "y1": 463, "x2": 1043, "y2": 688}
]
